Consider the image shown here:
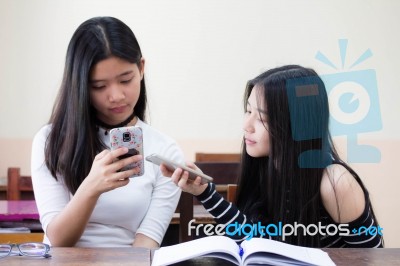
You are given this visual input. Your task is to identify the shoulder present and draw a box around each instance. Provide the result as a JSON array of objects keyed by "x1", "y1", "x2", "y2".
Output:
[
  {"x1": 137, "y1": 120, "x2": 176, "y2": 143},
  {"x1": 138, "y1": 120, "x2": 184, "y2": 163},
  {"x1": 320, "y1": 164, "x2": 366, "y2": 223},
  {"x1": 32, "y1": 124, "x2": 52, "y2": 149},
  {"x1": 34, "y1": 124, "x2": 52, "y2": 139}
]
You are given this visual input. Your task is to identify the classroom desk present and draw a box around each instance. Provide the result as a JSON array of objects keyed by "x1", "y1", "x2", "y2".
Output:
[
  {"x1": 324, "y1": 248, "x2": 400, "y2": 265},
  {"x1": 2, "y1": 244, "x2": 400, "y2": 265},
  {"x1": 5, "y1": 247, "x2": 150, "y2": 266},
  {"x1": 4, "y1": 247, "x2": 400, "y2": 266},
  {"x1": 150, "y1": 248, "x2": 400, "y2": 266}
]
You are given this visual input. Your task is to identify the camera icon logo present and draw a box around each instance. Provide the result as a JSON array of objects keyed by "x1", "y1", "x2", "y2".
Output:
[
  {"x1": 286, "y1": 39, "x2": 382, "y2": 167},
  {"x1": 317, "y1": 39, "x2": 382, "y2": 163}
]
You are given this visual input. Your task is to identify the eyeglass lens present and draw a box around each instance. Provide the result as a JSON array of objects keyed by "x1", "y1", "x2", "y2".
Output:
[
  {"x1": 19, "y1": 243, "x2": 48, "y2": 256},
  {"x1": 0, "y1": 243, "x2": 51, "y2": 258}
]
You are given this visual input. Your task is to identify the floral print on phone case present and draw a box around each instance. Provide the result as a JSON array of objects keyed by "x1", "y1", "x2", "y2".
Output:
[{"x1": 110, "y1": 126, "x2": 144, "y2": 176}]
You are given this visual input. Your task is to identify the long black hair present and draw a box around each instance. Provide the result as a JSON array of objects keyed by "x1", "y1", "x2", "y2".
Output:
[
  {"x1": 236, "y1": 65, "x2": 378, "y2": 247},
  {"x1": 45, "y1": 17, "x2": 147, "y2": 194}
]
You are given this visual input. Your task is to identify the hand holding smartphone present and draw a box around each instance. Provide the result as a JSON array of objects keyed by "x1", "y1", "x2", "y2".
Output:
[
  {"x1": 146, "y1": 154, "x2": 213, "y2": 184},
  {"x1": 110, "y1": 126, "x2": 144, "y2": 176}
]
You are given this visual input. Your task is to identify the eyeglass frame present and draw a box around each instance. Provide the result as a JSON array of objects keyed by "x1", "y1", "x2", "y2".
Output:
[{"x1": 0, "y1": 242, "x2": 51, "y2": 259}]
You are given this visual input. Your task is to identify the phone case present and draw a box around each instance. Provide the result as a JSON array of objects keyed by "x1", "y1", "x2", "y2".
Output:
[{"x1": 109, "y1": 126, "x2": 144, "y2": 176}]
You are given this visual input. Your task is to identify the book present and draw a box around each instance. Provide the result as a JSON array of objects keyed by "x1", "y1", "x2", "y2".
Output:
[{"x1": 152, "y1": 235, "x2": 335, "y2": 266}]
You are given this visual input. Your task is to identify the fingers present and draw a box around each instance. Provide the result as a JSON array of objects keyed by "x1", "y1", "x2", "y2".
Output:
[
  {"x1": 101, "y1": 174, "x2": 130, "y2": 193},
  {"x1": 170, "y1": 168, "x2": 184, "y2": 185},
  {"x1": 185, "y1": 161, "x2": 203, "y2": 173},
  {"x1": 95, "y1": 147, "x2": 129, "y2": 164},
  {"x1": 113, "y1": 167, "x2": 139, "y2": 180},
  {"x1": 160, "y1": 164, "x2": 173, "y2": 177},
  {"x1": 177, "y1": 170, "x2": 190, "y2": 188},
  {"x1": 94, "y1": 150, "x2": 110, "y2": 161},
  {"x1": 111, "y1": 154, "x2": 143, "y2": 173},
  {"x1": 193, "y1": 176, "x2": 203, "y2": 186},
  {"x1": 93, "y1": 148, "x2": 143, "y2": 179},
  {"x1": 173, "y1": 169, "x2": 194, "y2": 189}
]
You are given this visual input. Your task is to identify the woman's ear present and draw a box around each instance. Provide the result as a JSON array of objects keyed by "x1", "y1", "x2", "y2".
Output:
[{"x1": 139, "y1": 57, "x2": 145, "y2": 80}]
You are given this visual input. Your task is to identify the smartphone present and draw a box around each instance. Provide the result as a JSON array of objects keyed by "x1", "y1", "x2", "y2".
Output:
[
  {"x1": 145, "y1": 153, "x2": 213, "y2": 184},
  {"x1": 109, "y1": 126, "x2": 144, "y2": 176}
]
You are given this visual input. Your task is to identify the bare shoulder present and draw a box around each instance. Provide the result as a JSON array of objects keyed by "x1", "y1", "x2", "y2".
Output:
[{"x1": 320, "y1": 164, "x2": 365, "y2": 223}]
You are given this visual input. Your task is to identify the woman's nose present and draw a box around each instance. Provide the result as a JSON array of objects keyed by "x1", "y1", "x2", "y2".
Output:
[
  {"x1": 243, "y1": 115, "x2": 254, "y2": 133},
  {"x1": 108, "y1": 84, "x2": 125, "y2": 102}
]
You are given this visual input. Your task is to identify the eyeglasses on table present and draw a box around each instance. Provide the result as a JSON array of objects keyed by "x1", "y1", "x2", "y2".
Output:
[{"x1": 0, "y1": 242, "x2": 51, "y2": 259}]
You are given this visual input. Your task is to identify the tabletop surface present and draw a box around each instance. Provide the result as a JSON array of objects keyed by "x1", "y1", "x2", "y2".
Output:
[
  {"x1": 4, "y1": 247, "x2": 150, "y2": 266},
  {"x1": 2, "y1": 245, "x2": 400, "y2": 265}
]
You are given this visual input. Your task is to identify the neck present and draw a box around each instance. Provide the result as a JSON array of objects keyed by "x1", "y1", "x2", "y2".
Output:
[{"x1": 96, "y1": 111, "x2": 137, "y2": 134}]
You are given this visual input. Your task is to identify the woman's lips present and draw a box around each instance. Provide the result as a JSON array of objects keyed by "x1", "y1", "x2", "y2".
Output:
[
  {"x1": 245, "y1": 138, "x2": 256, "y2": 145},
  {"x1": 110, "y1": 106, "x2": 126, "y2": 113}
]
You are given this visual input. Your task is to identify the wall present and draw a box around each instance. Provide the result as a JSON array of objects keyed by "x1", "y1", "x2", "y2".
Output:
[{"x1": 0, "y1": 0, "x2": 398, "y2": 247}]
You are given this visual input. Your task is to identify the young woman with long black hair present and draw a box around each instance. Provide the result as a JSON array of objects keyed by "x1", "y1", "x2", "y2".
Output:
[
  {"x1": 31, "y1": 17, "x2": 183, "y2": 248},
  {"x1": 162, "y1": 65, "x2": 383, "y2": 248}
]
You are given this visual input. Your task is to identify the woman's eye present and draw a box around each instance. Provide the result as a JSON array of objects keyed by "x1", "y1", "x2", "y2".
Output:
[
  {"x1": 121, "y1": 78, "x2": 133, "y2": 84},
  {"x1": 91, "y1": 85, "x2": 105, "y2": 89}
]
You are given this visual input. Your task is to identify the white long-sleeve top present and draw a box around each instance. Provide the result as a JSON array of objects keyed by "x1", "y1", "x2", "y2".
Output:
[{"x1": 31, "y1": 119, "x2": 183, "y2": 247}]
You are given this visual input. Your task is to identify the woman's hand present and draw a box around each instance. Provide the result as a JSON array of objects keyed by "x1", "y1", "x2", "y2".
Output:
[
  {"x1": 81, "y1": 147, "x2": 142, "y2": 197},
  {"x1": 46, "y1": 147, "x2": 142, "y2": 247},
  {"x1": 160, "y1": 161, "x2": 208, "y2": 196}
]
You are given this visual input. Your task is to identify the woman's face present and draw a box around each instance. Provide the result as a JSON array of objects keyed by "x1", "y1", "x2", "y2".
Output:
[
  {"x1": 243, "y1": 87, "x2": 270, "y2": 157},
  {"x1": 89, "y1": 56, "x2": 145, "y2": 125}
]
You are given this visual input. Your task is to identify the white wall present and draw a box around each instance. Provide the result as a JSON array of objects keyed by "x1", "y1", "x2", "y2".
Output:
[{"x1": 0, "y1": 0, "x2": 399, "y2": 247}]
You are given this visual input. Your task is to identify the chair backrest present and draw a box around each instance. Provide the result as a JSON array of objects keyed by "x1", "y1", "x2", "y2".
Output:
[
  {"x1": 227, "y1": 184, "x2": 238, "y2": 203},
  {"x1": 195, "y1": 153, "x2": 241, "y2": 162},
  {"x1": 176, "y1": 153, "x2": 241, "y2": 243},
  {"x1": 7, "y1": 167, "x2": 34, "y2": 200},
  {"x1": 195, "y1": 162, "x2": 239, "y2": 184},
  {"x1": 176, "y1": 192, "x2": 193, "y2": 243}
]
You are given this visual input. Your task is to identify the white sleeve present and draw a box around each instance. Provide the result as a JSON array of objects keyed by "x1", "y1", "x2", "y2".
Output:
[
  {"x1": 31, "y1": 126, "x2": 71, "y2": 235},
  {"x1": 135, "y1": 142, "x2": 183, "y2": 244}
]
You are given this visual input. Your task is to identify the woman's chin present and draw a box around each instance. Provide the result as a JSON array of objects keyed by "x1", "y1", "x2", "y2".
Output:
[{"x1": 246, "y1": 148, "x2": 268, "y2": 158}]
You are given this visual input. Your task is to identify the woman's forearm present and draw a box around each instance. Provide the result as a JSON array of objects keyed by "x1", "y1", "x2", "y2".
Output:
[{"x1": 45, "y1": 186, "x2": 99, "y2": 247}]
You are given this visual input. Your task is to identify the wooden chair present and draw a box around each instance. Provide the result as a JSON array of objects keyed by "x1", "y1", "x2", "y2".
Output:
[
  {"x1": 2, "y1": 168, "x2": 44, "y2": 242},
  {"x1": 195, "y1": 153, "x2": 241, "y2": 162},
  {"x1": 227, "y1": 184, "x2": 238, "y2": 203},
  {"x1": 7, "y1": 167, "x2": 34, "y2": 200},
  {"x1": 195, "y1": 162, "x2": 239, "y2": 184},
  {"x1": 172, "y1": 184, "x2": 238, "y2": 244},
  {"x1": 167, "y1": 154, "x2": 241, "y2": 244},
  {"x1": 193, "y1": 162, "x2": 240, "y2": 204},
  {"x1": 177, "y1": 192, "x2": 193, "y2": 243},
  {"x1": 195, "y1": 152, "x2": 240, "y2": 200}
]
